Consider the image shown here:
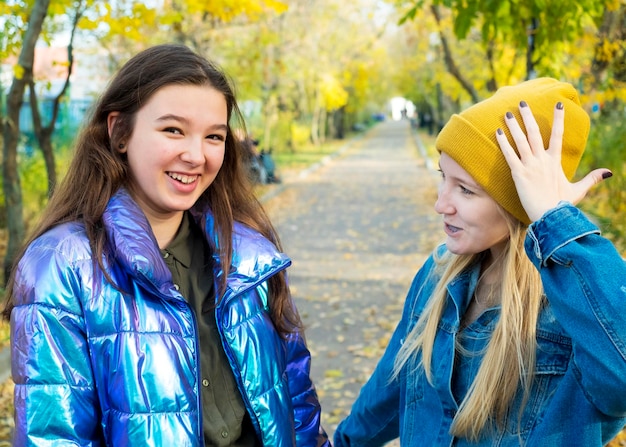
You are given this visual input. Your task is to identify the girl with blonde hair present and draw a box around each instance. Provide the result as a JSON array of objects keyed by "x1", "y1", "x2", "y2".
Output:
[{"x1": 334, "y1": 78, "x2": 626, "y2": 446}]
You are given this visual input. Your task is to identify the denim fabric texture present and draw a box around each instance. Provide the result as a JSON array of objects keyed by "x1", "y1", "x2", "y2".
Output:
[
  {"x1": 334, "y1": 203, "x2": 626, "y2": 446},
  {"x1": 11, "y1": 188, "x2": 330, "y2": 447}
]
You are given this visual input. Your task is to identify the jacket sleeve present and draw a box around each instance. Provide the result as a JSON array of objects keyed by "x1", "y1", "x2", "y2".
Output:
[
  {"x1": 10, "y1": 241, "x2": 102, "y2": 446},
  {"x1": 332, "y1": 318, "x2": 403, "y2": 447},
  {"x1": 285, "y1": 317, "x2": 331, "y2": 447},
  {"x1": 333, "y1": 257, "x2": 438, "y2": 447},
  {"x1": 525, "y1": 203, "x2": 626, "y2": 417}
]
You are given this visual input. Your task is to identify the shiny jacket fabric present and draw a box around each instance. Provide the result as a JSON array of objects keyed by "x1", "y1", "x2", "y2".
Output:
[
  {"x1": 11, "y1": 189, "x2": 330, "y2": 447},
  {"x1": 334, "y1": 203, "x2": 626, "y2": 446}
]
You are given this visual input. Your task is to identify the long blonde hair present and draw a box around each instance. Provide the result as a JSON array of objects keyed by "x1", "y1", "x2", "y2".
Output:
[{"x1": 393, "y1": 215, "x2": 544, "y2": 441}]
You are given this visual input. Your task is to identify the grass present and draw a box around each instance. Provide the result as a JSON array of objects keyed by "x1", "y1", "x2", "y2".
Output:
[
  {"x1": 416, "y1": 129, "x2": 438, "y2": 161},
  {"x1": 0, "y1": 323, "x2": 6, "y2": 352},
  {"x1": 272, "y1": 138, "x2": 351, "y2": 171},
  {"x1": 252, "y1": 134, "x2": 362, "y2": 198}
]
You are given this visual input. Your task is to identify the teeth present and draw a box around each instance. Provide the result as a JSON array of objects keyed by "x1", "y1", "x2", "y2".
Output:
[{"x1": 168, "y1": 172, "x2": 197, "y2": 184}]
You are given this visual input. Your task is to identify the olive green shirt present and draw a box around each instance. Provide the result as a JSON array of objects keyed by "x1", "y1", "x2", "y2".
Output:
[{"x1": 161, "y1": 212, "x2": 259, "y2": 447}]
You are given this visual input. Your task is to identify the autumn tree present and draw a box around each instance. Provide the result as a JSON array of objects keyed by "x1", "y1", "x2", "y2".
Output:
[
  {"x1": 228, "y1": 0, "x2": 397, "y2": 149},
  {"x1": 396, "y1": 0, "x2": 614, "y2": 101},
  {"x1": 2, "y1": 0, "x2": 51, "y2": 282},
  {"x1": 28, "y1": 0, "x2": 88, "y2": 196},
  {"x1": 584, "y1": 2, "x2": 626, "y2": 104}
]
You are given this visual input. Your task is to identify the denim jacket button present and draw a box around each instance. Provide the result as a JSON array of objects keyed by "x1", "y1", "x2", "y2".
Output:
[{"x1": 444, "y1": 409, "x2": 456, "y2": 418}]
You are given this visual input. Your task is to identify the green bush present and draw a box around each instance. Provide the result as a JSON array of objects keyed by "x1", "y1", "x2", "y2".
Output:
[{"x1": 579, "y1": 107, "x2": 626, "y2": 255}]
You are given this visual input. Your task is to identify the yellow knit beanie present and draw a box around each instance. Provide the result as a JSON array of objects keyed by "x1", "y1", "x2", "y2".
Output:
[{"x1": 435, "y1": 77, "x2": 590, "y2": 225}]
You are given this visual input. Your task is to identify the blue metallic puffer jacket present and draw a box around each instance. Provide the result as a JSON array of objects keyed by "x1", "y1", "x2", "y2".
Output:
[{"x1": 10, "y1": 189, "x2": 330, "y2": 447}]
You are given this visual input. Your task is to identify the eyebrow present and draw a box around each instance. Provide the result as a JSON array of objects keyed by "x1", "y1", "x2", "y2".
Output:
[
  {"x1": 439, "y1": 164, "x2": 482, "y2": 190},
  {"x1": 156, "y1": 114, "x2": 189, "y2": 125},
  {"x1": 156, "y1": 114, "x2": 228, "y2": 132},
  {"x1": 454, "y1": 173, "x2": 482, "y2": 191}
]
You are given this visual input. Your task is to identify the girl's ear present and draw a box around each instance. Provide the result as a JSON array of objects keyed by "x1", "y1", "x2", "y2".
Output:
[
  {"x1": 107, "y1": 111, "x2": 119, "y2": 137},
  {"x1": 107, "y1": 112, "x2": 126, "y2": 152}
]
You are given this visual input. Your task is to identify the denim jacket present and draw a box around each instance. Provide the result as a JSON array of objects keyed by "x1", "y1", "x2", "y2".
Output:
[{"x1": 334, "y1": 203, "x2": 626, "y2": 446}]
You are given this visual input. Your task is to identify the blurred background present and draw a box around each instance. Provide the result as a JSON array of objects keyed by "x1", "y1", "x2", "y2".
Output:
[{"x1": 1, "y1": 0, "x2": 626, "y2": 444}]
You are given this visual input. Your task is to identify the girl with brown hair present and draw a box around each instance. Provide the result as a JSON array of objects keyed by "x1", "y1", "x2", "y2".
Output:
[{"x1": 5, "y1": 43, "x2": 329, "y2": 447}]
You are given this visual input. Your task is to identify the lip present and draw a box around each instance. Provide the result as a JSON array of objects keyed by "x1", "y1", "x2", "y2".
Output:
[
  {"x1": 166, "y1": 171, "x2": 201, "y2": 194},
  {"x1": 167, "y1": 171, "x2": 199, "y2": 185},
  {"x1": 443, "y1": 222, "x2": 462, "y2": 237}
]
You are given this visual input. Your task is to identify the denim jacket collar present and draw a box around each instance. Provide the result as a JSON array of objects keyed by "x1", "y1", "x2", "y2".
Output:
[{"x1": 441, "y1": 262, "x2": 481, "y2": 332}]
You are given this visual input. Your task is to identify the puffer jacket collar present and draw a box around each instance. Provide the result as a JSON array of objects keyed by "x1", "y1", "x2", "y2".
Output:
[
  {"x1": 192, "y1": 207, "x2": 291, "y2": 303},
  {"x1": 102, "y1": 188, "x2": 291, "y2": 303},
  {"x1": 102, "y1": 189, "x2": 176, "y2": 299}
]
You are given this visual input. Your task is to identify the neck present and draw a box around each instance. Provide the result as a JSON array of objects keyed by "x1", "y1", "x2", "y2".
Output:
[
  {"x1": 475, "y1": 253, "x2": 503, "y2": 305},
  {"x1": 148, "y1": 212, "x2": 185, "y2": 249}
]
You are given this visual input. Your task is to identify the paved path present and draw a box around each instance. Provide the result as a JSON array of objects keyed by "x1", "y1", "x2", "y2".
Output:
[{"x1": 262, "y1": 119, "x2": 442, "y2": 440}]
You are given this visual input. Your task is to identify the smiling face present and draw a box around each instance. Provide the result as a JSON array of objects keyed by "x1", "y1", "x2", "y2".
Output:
[
  {"x1": 108, "y1": 83, "x2": 227, "y2": 233},
  {"x1": 434, "y1": 152, "x2": 510, "y2": 259}
]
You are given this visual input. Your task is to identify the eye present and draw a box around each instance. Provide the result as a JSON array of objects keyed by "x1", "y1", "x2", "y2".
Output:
[
  {"x1": 164, "y1": 127, "x2": 183, "y2": 135},
  {"x1": 206, "y1": 133, "x2": 226, "y2": 142},
  {"x1": 460, "y1": 185, "x2": 474, "y2": 195}
]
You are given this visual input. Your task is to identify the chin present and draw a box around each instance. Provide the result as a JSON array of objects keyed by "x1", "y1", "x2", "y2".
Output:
[{"x1": 445, "y1": 243, "x2": 477, "y2": 257}]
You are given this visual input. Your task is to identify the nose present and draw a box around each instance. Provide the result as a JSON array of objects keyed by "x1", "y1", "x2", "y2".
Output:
[
  {"x1": 434, "y1": 183, "x2": 453, "y2": 215},
  {"x1": 180, "y1": 137, "x2": 205, "y2": 165}
]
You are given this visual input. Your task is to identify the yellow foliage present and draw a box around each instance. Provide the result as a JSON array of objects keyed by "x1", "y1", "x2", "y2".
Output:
[
  {"x1": 606, "y1": 427, "x2": 626, "y2": 446},
  {"x1": 104, "y1": 2, "x2": 159, "y2": 41},
  {"x1": 48, "y1": 0, "x2": 70, "y2": 16},
  {"x1": 324, "y1": 369, "x2": 344, "y2": 378},
  {"x1": 290, "y1": 122, "x2": 310, "y2": 147},
  {"x1": 169, "y1": 0, "x2": 287, "y2": 22},
  {"x1": 320, "y1": 73, "x2": 348, "y2": 111},
  {"x1": 12, "y1": 64, "x2": 24, "y2": 80},
  {"x1": 596, "y1": 38, "x2": 621, "y2": 63},
  {"x1": 351, "y1": 63, "x2": 371, "y2": 98},
  {"x1": 614, "y1": 87, "x2": 626, "y2": 103},
  {"x1": 605, "y1": 0, "x2": 623, "y2": 11}
]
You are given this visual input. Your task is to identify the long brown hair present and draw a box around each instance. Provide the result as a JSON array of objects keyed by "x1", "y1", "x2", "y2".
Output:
[{"x1": 3, "y1": 44, "x2": 301, "y2": 335}]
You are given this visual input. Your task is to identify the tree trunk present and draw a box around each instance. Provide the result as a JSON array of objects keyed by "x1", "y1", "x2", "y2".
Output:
[
  {"x1": 311, "y1": 102, "x2": 321, "y2": 146},
  {"x1": 2, "y1": 0, "x2": 51, "y2": 284},
  {"x1": 262, "y1": 94, "x2": 277, "y2": 154},
  {"x1": 526, "y1": 18, "x2": 538, "y2": 80},
  {"x1": 28, "y1": 81, "x2": 57, "y2": 195},
  {"x1": 28, "y1": 4, "x2": 81, "y2": 196},
  {"x1": 590, "y1": 4, "x2": 626, "y2": 87},
  {"x1": 319, "y1": 108, "x2": 327, "y2": 144},
  {"x1": 431, "y1": 4, "x2": 481, "y2": 104},
  {"x1": 333, "y1": 106, "x2": 345, "y2": 140},
  {"x1": 485, "y1": 42, "x2": 498, "y2": 92}
]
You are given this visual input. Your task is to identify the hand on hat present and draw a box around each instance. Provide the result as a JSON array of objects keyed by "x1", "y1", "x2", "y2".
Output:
[{"x1": 495, "y1": 101, "x2": 612, "y2": 223}]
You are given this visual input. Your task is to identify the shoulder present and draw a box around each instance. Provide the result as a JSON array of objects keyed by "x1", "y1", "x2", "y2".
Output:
[
  {"x1": 193, "y1": 207, "x2": 291, "y2": 281},
  {"x1": 233, "y1": 222, "x2": 288, "y2": 261},
  {"x1": 23, "y1": 221, "x2": 91, "y2": 264},
  {"x1": 402, "y1": 244, "x2": 447, "y2": 313},
  {"x1": 232, "y1": 222, "x2": 291, "y2": 277},
  {"x1": 13, "y1": 222, "x2": 93, "y2": 311},
  {"x1": 410, "y1": 244, "x2": 446, "y2": 290}
]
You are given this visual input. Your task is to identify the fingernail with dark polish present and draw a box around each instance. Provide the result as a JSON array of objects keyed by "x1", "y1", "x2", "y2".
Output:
[
  {"x1": 556, "y1": 102, "x2": 563, "y2": 110},
  {"x1": 506, "y1": 111, "x2": 514, "y2": 119},
  {"x1": 497, "y1": 128, "x2": 504, "y2": 135},
  {"x1": 602, "y1": 171, "x2": 613, "y2": 179},
  {"x1": 520, "y1": 100, "x2": 528, "y2": 108}
]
